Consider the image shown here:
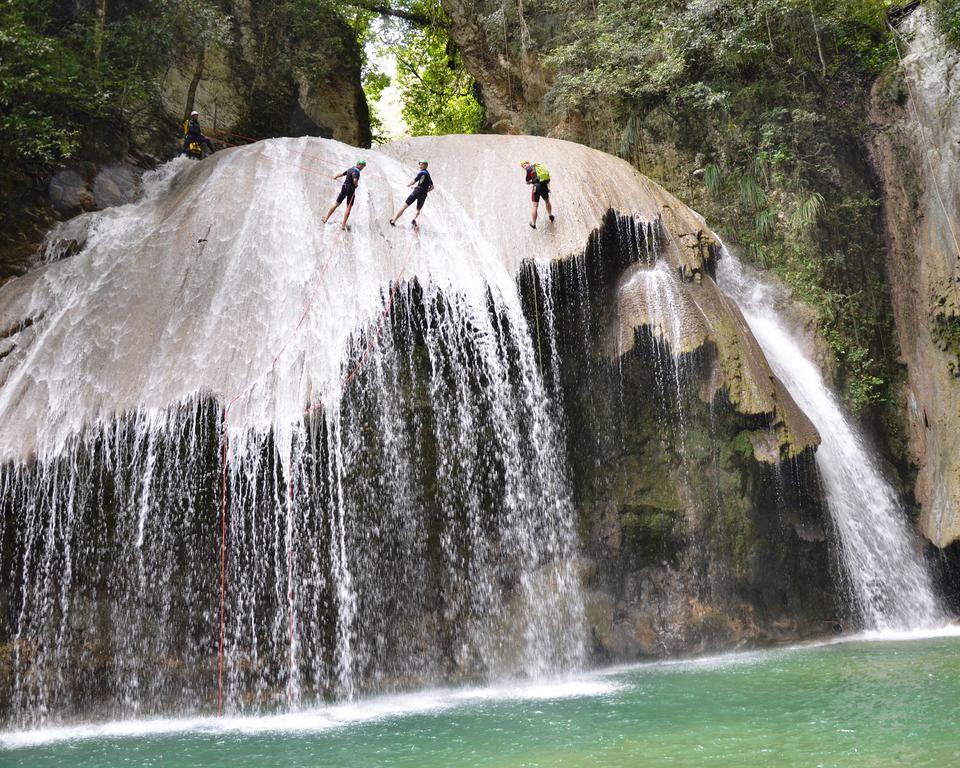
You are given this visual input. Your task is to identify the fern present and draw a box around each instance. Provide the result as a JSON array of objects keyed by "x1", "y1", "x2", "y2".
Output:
[
  {"x1": 789, "y1": 192, "x2": 825, "y2": 234},
  {"x1": 738, "y1": 176, "x2": 766, "y2": 211},
  {"x1": 704, "y1": 163, "x2": 722, "y2": 196},
  {"x1": 754, "y1": 208, "x2": 777, "y2": 240}
]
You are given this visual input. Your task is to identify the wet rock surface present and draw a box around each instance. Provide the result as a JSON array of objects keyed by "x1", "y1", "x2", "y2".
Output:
[
  {"x1": 868, "y1": 8, "x2": 960, "y2": 547},
  {"x1": 92, "y1": 166, "x2": 141, "y2": 209},
  {"x1": 48, "y1": 170, "x2": 95, "y2": 214}
]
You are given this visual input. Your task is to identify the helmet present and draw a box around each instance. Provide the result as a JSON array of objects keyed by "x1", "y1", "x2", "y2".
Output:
[
  {"x1": 356, "y1": 159, "x2": 367, "y2": 167},
  {"x1": 520, "y1": 160, "x2": 530, "y2": 167},
  {"x1": 419, "y1": 160, "x2": 428, "y2": 166},
  {"x1": 190, "y1": 110, "x2": 199, "y2": 117}
]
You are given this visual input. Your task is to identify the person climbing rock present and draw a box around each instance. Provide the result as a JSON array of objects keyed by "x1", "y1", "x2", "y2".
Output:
[
  {"x1": 390, "y1": 161, "x2": 434, "y2": 229},
  {"x1": 182, "y1": 110, "x2": 215, "y2": 159},
  {"x1": 521, "y1": 160, "x2": 554, "y2": 229},
  {"x1": 322, "y1": 160, "x2": 366, "y2": 230}
]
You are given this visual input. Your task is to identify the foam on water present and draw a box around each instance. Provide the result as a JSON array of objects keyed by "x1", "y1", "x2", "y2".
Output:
[{"x1": 0, "y1": 675, "x2": 623, "y2": 749}]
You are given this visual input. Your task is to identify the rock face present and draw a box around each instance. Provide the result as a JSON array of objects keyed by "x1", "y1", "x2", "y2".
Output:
[
  {"x1": 441, "y1": 0, "x2": 603, "y2": 141},
  {"x1": 0, "y1": 135, "x2": 815, "y2": 463},
  {"x1": 145, "y1": 0, "x2": 371, "y2": 151},
  {"x1": 48, "y1": 164, "x2": 144, "y2": 216},
  {"x1": 442, "y1": 0, "x2": 556, "y2": 135},
  {"x1": 868, "y1": 8, "x2": 960, "y2": 548}
]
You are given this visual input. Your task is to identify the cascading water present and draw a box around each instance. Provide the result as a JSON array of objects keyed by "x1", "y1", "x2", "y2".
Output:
[
  {"x1": 0, "y1": 138, "x2": 589, "y2": 727},
  {"x1": 621, "y1": 261, "x2": 688, "y2": 420},
  {"x1": 716, "y1": 252, "x2": 943, "y2": 631}
]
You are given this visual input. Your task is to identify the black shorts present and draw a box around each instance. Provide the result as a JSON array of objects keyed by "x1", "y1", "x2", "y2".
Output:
[
  {"x1": 337, "y1": 186, "x2": 356, "y2": 205},
  {"x1": 406, "y1": 188, "x2": 428, "y2": 210},
  {"x1": 532, "y1": 181, "x2": 550, "y2": 202}
]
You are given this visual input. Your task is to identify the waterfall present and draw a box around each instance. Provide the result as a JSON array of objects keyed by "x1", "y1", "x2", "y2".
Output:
[
  {"x1": 0, "y1": 139, "x2": 588, "y2": 727},
  {"x1": 716, "y1": 253, "x2": 943, "y2": 631},
  {"x1": 6, "y1": 130, "x2": 933, "y2": 731}
]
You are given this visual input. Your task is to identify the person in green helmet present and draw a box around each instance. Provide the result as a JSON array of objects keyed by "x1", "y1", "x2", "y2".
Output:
[
  {"x1": 323, "y1": 159, "x2": 366, "y2": 230},
  {"x1": 390, "y1": 160, "x2": 433, "y2": 229}
]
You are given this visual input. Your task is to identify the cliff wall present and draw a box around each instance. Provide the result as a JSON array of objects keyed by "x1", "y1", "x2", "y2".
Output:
[{"x1": 868, "y1": 9, "x2": 960, "y2": 548}]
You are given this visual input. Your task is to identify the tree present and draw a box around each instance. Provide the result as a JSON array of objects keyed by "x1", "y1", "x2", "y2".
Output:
[
  {"x1": 392, "y1": 19, "x2": 485, "y2": 135},
  {"x1": 361, "y1": 0, "x2": 485, "y2": 137}
]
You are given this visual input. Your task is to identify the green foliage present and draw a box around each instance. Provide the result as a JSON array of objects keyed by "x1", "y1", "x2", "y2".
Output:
[
  {"x1": 362, "y1": 0, "x2": 485, "y2": 137},
  {"x1": 394, "y1": 23, "x2": 485, "y2": 136},
  {"x1": 536, "y1": 0, "x2": 901, "y2": 416},
  {"x1": 0, "y1": 2, "x2": 95, "y2": 168},
  {"x1": 841, "y1": 345, "x2": 886, "y2": 412},
  {"x1": 739, "y1": 177, "x2": 766, "y2": 212},
  {"x1": 789, "y1": 192, "x2": 825, "y2": 236},
  {"x1": 0, "y1": 0, "x2": 238, "y2": 165},
  {"x1": 754, "y1": 209, "x2": 777, "y2": 240},
  {"x1": 162, "y1": 0, "x2": 232, "y2": 55},
  {"x1": 930, "y1": 0, "x2": 960, "y2": 49},
  {"x1": 703, "y1": 163, "x2": 722, "y2": 196}
]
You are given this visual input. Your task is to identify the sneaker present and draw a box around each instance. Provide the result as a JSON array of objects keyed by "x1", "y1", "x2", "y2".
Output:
[
  {"x1": 529, "y1": 221, "x2": 536, "y2": 229},
  {"x1": 389, "y1": 219, "x2": 395, "y2": 226},
  {"x1": 549, "y1": 214, "x2": 555, "y2": 222},
  {"x1": 411, "y1": 220, "x2": 418, "y2": 229}
]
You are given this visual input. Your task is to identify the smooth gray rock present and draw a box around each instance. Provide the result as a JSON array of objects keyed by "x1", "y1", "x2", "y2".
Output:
[
  {"x1": 48, "y1": 170, "x2": 93, "y2": 212},
  {"x1": 93, "y1": 165, "x2": 141, "y2": 208}
]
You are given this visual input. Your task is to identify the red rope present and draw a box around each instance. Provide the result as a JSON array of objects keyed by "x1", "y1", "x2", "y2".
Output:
[
  {"x1": 216, "y1": 228, "x2": 419, "y2": 715},
  {"x1": 287, "y1": 468, "x2": 295, "y2": 707},
  {"x1": 218, "y1": 415, "x2": 228, "y2": 717},
  {"x1": 210, "y1": 127, "x2": 261, "y2": 144},
  {"x1": 303, "y1": 237, "x2": 416, "y2": 417},
  {"x1": 196, "y1": 128, "x2": 414, "y2": 714},
  {"x1": 217, "y1": 229, "x2": 342, "y2": 715}
]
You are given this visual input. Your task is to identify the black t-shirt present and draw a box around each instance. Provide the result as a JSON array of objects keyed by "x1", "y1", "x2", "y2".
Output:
[
  {"x1": 413, "y1": 169, "x2": 433, "y2": 192},
  {"x1": 341, "y1": 166, "x2": 361, "y2": 192}
]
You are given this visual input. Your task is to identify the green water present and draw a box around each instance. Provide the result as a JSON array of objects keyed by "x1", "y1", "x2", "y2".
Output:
[{"x1": 4, "y1": 635, "x2": 959, "y2": 767}]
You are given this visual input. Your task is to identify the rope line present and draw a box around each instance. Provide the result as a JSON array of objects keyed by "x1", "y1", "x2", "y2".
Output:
[
  {"x1": 531, "y1": 266, "x2": 544, "y2": 377},
  {"x1": 217, "y1": 227, "x2": 342, "y2": 717},
  {"x1": 217, "y1": 424, "x2": 228, "y2": 716},
  {"x1": 217, "y1": 229, "x2": 420, "y2": 715},
  {"x1": 182, "y1": 125, "x2": 421, "y2": 716},
  {"x1": 286, "y1": 466, "x2": 296, "y2": 707}
]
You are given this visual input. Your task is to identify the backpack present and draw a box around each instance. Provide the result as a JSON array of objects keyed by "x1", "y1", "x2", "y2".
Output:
[{"x1": 534, "y1": 163, "x2": 550, "y2": 182}]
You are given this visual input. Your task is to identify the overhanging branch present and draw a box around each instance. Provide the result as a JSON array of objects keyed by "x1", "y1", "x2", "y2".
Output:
[{"x1": 347, "y1": 2, "x2": 440, "y2": 26}]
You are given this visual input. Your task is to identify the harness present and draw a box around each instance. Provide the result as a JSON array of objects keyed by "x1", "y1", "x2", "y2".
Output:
[{"x1": 184, "y1": 119, "x2": 204, "y2": 159}]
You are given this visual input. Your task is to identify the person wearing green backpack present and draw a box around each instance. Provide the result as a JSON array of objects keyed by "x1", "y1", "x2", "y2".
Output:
[{"x1": 520, "y1": 160, "x2": 555, "y2": 229}]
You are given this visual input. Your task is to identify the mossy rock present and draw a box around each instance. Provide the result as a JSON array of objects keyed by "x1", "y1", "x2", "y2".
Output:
[
  {"x1": 614, "y1": 454, "x2": 682, "y2": 512},
  {"x1": 619, "y1": 504, "x2": 687, "y2": 565}
]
